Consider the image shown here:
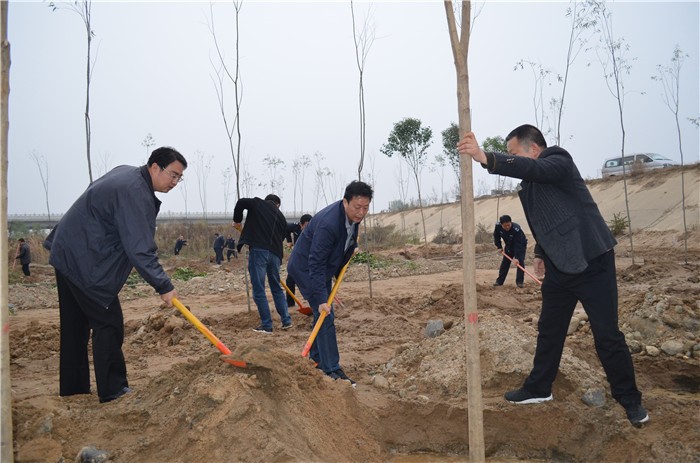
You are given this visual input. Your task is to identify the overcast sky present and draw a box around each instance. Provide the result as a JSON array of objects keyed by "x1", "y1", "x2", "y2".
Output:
[{"x1": 7, "y1": 0, "x2": 700, "y2": 217}]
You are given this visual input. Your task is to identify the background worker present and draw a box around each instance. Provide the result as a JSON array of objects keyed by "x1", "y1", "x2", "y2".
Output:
[
  {"x1": 16, "y1": 237, "x2": 32, "y2": 277},
  {"x1": 493, "y1": 214, "x2": 528, "y2": 288},
  {"x1": 233, "y1": 194, "x2": 292, "y2": 333},
  {"x1": 458, "y1": 124, "x2": 648, "y2": 427},
  {"x1": 213, "y1": 233, "x2": 225, "y2": 265},
  {"x1": 287, "y1": 181, "x2": 373, "y2": 386},
  {"x1": 284, "y1": 213, "x2": 312, "y2": 309},
  {"x1": 225, "y1": 235, "x2": 238, "y2": 261},
  {"x1": 44, "y1": 147, "x2": 186, "y2": 403},
  {"x1": 174, "y1": 235, "x2": 187, "y2": 255}
]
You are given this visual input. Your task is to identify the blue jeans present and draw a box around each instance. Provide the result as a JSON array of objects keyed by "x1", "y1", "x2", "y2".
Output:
[
  {"x1": 248, "y1": 248, "x2": 291, "y2": 330},
  {"x1": 294, "y1": 278, "x2": 340, "y2": 373}
]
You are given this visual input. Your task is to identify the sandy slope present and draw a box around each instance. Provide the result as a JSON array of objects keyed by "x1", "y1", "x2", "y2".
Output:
[{"x1": 372, "y1": 164, "x2": 700, "y2": 240}]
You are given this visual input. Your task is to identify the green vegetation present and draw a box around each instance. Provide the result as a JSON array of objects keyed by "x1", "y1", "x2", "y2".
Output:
[
  {"x1": 125, "y1": 271, "x2": 146, "y2": 286},
  {"x1": 172, "y1": 267, "x2": 207, "y2": 281},
  {"x1": 351, "y1": 251, "x2": 387, "y2": 269},
  {"x1": 609, "y1": 212, "x2": 628, "y2": 236}
]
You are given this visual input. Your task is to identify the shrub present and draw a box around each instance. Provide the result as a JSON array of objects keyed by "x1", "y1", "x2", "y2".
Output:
[
  {"x1": 475, "y1": 222, "x2": 492, "y2": 244},
  {"x1": 432, "y1": 227, "x2": 462, "y2": 245},
  {"x1": 609, "y1": 212, "x2": 628, "y2": 236}
]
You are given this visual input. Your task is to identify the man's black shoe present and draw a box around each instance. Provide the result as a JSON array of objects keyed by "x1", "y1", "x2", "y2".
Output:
[
  {"x1": 517, "y1": 283, "x2": 524, "y2": 288},
  {"x1": 100, "y1": 386, "x2": 132, "y2": 404},
  {"x1": 493, "y1": 281, "x2": 504, "y2": 287},
  {"x1": 252, "y1": 326, "x2": 273, "y2": 334},
  {"x1": 327, "y1": 369, "x2": 356, "y2": 387},
  {"x1": 504, "y1": 388, "x2": 552, "y2": 404},
  {"x1": 625, "y1": 404, "x2": 650, "y2": 427}
]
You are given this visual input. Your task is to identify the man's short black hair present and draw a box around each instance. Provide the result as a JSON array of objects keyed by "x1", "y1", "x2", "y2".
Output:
[
  {"x1": 506, "y1": 124, "x2": 547, "y2": 149},
  {"x1": 265, "y1": 194, "x2": 281, "y2": 206},
  {"x1": 499, "y1": 215, "x2": 512, "y2": 224},
  {"x1": 343, "y1": 180, "x2": 373, "y2": 202},
  {"x1": 148, "y1": 147, "x2": 188, "y2": 169},
  {"x1": 300, "y1": 214, "x2": 312, "y2": 224}
]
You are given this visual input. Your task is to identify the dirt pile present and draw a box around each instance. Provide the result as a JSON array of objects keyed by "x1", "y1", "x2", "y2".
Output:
[{"x1": 8, "y1": 237, "x2": 700, "y2": 462}]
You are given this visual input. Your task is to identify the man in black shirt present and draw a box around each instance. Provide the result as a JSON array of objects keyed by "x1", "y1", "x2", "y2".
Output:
[{"x1": 233, "y1": 194, "x2": 292, "y2": 333}]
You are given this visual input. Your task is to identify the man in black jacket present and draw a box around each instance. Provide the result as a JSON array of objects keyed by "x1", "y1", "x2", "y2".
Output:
[
  {"x1": 224, "y1": 235, "x2": 238, "y2": 261},
  {"x1": 493, "y1": 214, "x2": 528, "y2": 288},
  {"x1": 16, "y1": 238, "x2": 31, "y2": 276},
  {"x1": 45, "y1": 147, "x2": 186, "y2": 403},
  {"x1": 233, "y1": 194, "x2": 292, "y2": 333},
  {"x1": 458, "y1": 124, "x2": 648, "y2": 427}
]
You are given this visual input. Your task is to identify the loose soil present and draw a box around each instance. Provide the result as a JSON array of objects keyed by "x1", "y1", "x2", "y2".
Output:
[{"x1": 8, "y1": 167, "x2": 700, "y2": 462}]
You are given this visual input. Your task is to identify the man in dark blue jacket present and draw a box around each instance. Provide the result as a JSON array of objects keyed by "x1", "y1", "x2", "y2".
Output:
[
  {"x1": 287, "y1": 181, "x2": 373, "y2": 386},
  {"x1": 224, "y1": 235, "x2": 237, "y2": 261},
  {"x1": 16, "y1": 238, "x2": 31, "y2": 276},
  {"x1": 233, "y1": 194, "x2": 292, "y2": 333},
  {"x1": 213, "y1": 233, "x2": 225, "y2": 264},
  {"x1": 45, "y1": 147, "x2": 187, "y2": 403},
  {"x1": 493, "y1": 214, "x2": 528, "y2": 287},
  {"x1": 458, "y1": 124, "x2": 648, "y2": 427}
]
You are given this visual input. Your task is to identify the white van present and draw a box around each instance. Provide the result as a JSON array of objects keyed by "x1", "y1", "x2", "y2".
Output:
[{"x1": 601, "y1": 153, "x2": 676, "y2": 178}]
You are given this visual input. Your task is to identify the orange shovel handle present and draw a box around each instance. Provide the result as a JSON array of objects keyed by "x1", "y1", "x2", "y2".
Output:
[
  {"x1": 280, "y1": 279, "x2": 304, "y2": 307},
  {"x1": 300, "y1": 258, "x2": 352, "y2": 357},
  {"x1": 172, "y1": 297, "x2": 248, "y2": 368}
]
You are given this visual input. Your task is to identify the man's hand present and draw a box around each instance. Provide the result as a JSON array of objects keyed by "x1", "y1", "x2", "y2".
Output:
[
  {"x1": 496, "y1": 248, "x2": 503, "y2": 255},
  {"x1": 319, "y1": 302, "x2": 331, "y2": 315},
  {"x1": 457, "y1": 132, "x2": 487, "y2": 164},
  {"x1": 512, "y1": 258, "x2": 520, "y2": 267},
  {"x1": 533, "y1": 258, "x2": 545, "y2": 278},
  {"x1": 160, "y1": 289, "x2": 177, "y2": 307},
  {"x1": 233, "y1": 221, "x2": 242, "y2": 232}
]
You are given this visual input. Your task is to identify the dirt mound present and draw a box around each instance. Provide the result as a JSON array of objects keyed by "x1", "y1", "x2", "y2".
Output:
[{"x1": 8, "y1": 232, "x2": 700, "y2": 462}]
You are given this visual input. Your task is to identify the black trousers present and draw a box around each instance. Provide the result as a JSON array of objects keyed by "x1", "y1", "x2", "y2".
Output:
[
  {"x1": 285, "y1": 274, "x2": 297, "y2": 306},
  {"x1": 523, "y1": 250, "x2": 642, "y2": 408},
  {"x1": 214, "y1": 248, "x2": 224, "y2": 264},
  {"x1": 56, "y1": 271, "x2": 128, "y2": 401},
  {"x1": 497, "y1": 247, "x2": 525, "y2": 285},
  {"x1": 21, "y1": 263, "x2": 30, "y2": 276},
  {"x1": 226, "y1": 249, "x2": 238, "y2": 261}
]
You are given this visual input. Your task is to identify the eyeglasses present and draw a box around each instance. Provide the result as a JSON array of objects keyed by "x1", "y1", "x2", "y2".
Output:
[{"x1": 160, "y1": 166, "x2": 184, "y2": 183}]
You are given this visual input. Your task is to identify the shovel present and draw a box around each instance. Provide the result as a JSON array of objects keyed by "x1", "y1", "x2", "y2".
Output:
[
  {"x1": 501, "y1": 251, "x2": 542, "y2": 286},
  {"x1": 280, "y1": 279, "x2": 312, "y2": 316},
  {"x1": 171, "y1": 297, "x2": 251, "y2": 369},
  {"x1": 301, "y1": 258, "x2": 352, "y2": 357}
]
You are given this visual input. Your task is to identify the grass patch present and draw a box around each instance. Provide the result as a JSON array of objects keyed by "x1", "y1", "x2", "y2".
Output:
[{"x1": 171, "y1": 267, "x2": 208, "y2": 281}]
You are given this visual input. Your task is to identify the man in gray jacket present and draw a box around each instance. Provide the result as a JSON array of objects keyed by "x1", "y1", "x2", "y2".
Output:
[
  {"x1": 458, "y1": 124, "x2": 648, "y2": 427},
  {"x1": 45, "y1": 147, "x2": 187, "y2": 403}
]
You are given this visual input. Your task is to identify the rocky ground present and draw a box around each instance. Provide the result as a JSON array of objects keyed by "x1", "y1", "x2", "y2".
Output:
[{"x1": 7, "y1": 230, "x2": 700, "y2": 463}]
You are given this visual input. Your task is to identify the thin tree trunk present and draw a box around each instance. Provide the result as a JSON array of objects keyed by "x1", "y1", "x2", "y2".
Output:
[
  {"x1": 444, "y1": 1, "x2": 485, "y2": 460},
  {"x1": 1, "y1": 2, "x2": 15, "y2": 459}
]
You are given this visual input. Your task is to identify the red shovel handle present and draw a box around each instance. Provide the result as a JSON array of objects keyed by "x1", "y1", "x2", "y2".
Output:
[{"x1": 501, "y1": 251, "x2": 542, "y2": 285}]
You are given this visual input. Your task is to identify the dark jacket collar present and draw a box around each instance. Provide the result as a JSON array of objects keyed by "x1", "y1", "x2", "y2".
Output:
[{"x1": 140, "y1": 165, "x2": 162, "y2": 213}]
